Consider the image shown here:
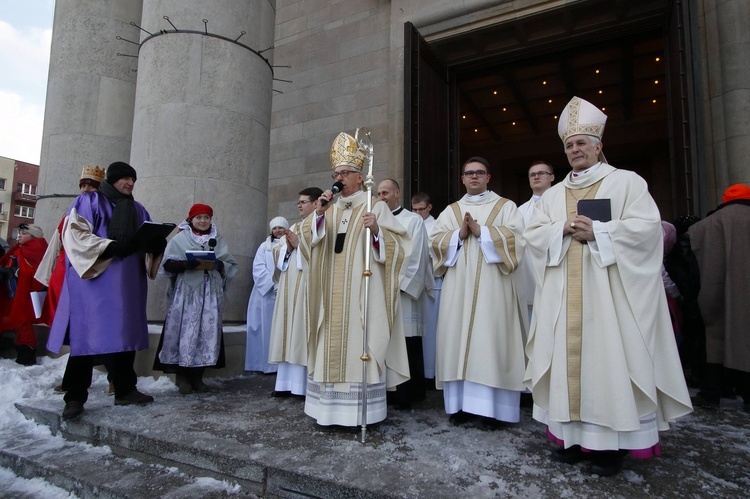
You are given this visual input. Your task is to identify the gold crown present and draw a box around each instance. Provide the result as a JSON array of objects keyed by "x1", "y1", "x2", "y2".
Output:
[
  {"x1": 330, "y1": 132, "x2": 366, "y2": 170},
  {"x1": 80, "y1": 164, "x2": 105, "y2": 182}
]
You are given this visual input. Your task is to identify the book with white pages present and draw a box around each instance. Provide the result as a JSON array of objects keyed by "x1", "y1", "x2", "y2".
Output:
[{"x1": 185, "y1": 250, "x2": 216, "y2": 262}]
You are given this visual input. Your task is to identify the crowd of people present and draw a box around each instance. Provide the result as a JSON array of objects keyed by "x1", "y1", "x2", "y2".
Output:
[{"x1": 1, "y1": 96, "x2": 748, "y2": 478}]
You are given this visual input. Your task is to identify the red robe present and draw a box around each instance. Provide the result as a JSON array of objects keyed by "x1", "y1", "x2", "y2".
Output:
[
  {"x1": 0, "y1": 237, "x2": 49, "y2": 346},
  {"x1": 39, "y1": 218, "x2": 66, "y2": 325}
]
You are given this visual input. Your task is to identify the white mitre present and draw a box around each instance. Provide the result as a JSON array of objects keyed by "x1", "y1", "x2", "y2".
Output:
[{"x1": 558, "y1": 96, "x2": 608, "y2": 163}]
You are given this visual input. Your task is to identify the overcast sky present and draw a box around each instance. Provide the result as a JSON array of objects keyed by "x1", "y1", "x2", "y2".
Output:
[{"x1": 0, "y1": 0, "x2": 55, "y2": 165}]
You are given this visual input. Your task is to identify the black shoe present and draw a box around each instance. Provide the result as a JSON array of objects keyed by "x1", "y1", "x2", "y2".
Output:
[
  {"x1": 62, "y1": 401, "x2": 84, "y2": 420},
  {"x1": 551, "y1": 445, "x2": 586, "y2": 464},
  {"x1": 192, "y1": 379, "x2": 211, "y2": 393},
  {"x1": 114, "y1": 389, "x2": 154, "y2": 406},
  {"x1": 271, "y1": 390, "x2": 292, "y2": 398},
  {"x1": 691, "y1": 393, "x2": 720, "y2": 409},
  {"x1": 15, "y1": 345, "x2": 36, "y2": 366},
  {"x1": 176, "y1": 373, "x2": 193, "y2": 395},
  {"x1": 520, "y1": 392, "x2": 534, "y2": 408},
  {"x1": 587, "y1": 450, "x2": 626, "y2": 477},
  {"x1": 188, "y1": 368, "x2": 210, "y2": 393},
  {"x1": 448, "y1": 410, "x2": 473, "y2": 426}
]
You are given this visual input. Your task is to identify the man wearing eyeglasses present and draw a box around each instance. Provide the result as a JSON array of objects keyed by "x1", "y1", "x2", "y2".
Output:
[
  {"x1": 411, "y1": 192, "x2": 440, "y2": 386},
  {"x1": 298, "y1": 132, "x2": 410, "y2": 428},
  {"x1": 428, "y1": 156, "x2": 527, "y2": 427},
  {"x1": 518, "y1": 161, "x2": 555, "y2": 324},
  {"x1": 269, "y1": 187, "x2": 323, "y2": 398}
]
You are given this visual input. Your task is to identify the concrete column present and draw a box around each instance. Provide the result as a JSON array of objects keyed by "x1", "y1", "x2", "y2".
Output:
[
  {"x1": 130, "y1": 0, "x2": 276, "y2": 320},
  {"x1": 715, "y1": 0, "x2": 750, "y2": 187},
  {"x1": 36, "y1": 0, "x2": 144, "y2": 237}
]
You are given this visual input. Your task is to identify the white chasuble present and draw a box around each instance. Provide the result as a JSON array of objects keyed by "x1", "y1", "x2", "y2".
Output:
[
  {"x1": 429, "y1": 191, "x2": 527, "y2": 393},
  {"x1": 299, "y1": 191, "x2": 411, "y2": 426},
  {"x1": 523, "y1": 163, "x2": 692, "y2": 448}
]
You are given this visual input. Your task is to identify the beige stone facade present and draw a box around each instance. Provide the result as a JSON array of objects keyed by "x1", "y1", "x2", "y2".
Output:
[
  {"x1": 37, "y1": 0, "x2": 749, "y2": 328},
  {"x1": 268, "y1": 0, "x2": 750, "y2": 221}
]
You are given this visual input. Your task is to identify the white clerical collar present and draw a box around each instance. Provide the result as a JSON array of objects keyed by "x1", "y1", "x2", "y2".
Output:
[
  {"x1": 339, "y1": 190, "x2": 363, "y2": 201},
  {"x1": 466, "y1": 190, "x2": 490, "y2": 201},
  {"x1": 572, "y1": 162, "x2": 601, "y2": 178}
]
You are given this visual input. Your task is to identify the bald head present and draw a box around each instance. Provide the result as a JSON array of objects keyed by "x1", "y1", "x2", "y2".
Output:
[{"x1": 377, "y1": 178, "x2": 401, "y2": 211}]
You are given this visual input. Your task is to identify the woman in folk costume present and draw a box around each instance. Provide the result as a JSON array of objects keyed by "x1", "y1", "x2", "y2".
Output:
[
  {"x1": 0, "y1": 224, "x2": 48, "y2": 365},
  {"x1": 245, "y1": 217, "x2": 289, "y2": 373},
  {"x1": 154, "y1": 204, "x2": 238, "y2": 394},
  {"x1": 36, "y1": 164, "x2": 105, "y2": 325}
]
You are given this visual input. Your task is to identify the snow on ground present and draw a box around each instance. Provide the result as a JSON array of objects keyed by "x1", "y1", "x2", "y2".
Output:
[{"x1": 0, "y1": 354, "x2": 237, "y2": 498}]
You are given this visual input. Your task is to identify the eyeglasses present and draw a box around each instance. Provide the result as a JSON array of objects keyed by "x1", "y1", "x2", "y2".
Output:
[
  {"x1": 296, "y1": 200, "x2": 312, "y2": 206},
  {"x1": 18, "y1": 223, "x2": 29, "y2": 230},
  {"x1": 412, "y1": 206, "x2": 430, "y2": 213},
  {"x1": 529, "y1": 171, "x2": 553, "y2": 178},
  {"x1": 331, "y1": 170, "x2": 359, "y2": 179},
  {"x1": 462, "y1": 170, "x2": 488, "y2": 177}
]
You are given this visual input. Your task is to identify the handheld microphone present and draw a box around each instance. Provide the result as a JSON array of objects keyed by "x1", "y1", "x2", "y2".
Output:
[
  {"x1": 208, "y1": 238, "x2": 217, "y2": 251},
  {"x1": 320, "y1": 181, "x2": 344, "y2": 207}
]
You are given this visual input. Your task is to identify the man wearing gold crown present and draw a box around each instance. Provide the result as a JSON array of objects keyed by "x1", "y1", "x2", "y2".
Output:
[
  {"x1": 298, "y1": 132, "x2": 410, "y2": 427},
  {"x1": 37, "y1": 164, "x2": 106, "y2": 322},
  {"x1": 523, "y1": 97, "x2": 692, "y2": 476}
]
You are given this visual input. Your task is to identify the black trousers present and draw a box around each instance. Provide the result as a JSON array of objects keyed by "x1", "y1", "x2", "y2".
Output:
[
  {"x1": 390, "y1": 337, "x2": 426, "y2": 406},
  {"x1": 61, "y1": 354, "x2": 115, "y2": 391},
  {"x1": 63, "y1": 351, "x2": 137, "y2": 404}
]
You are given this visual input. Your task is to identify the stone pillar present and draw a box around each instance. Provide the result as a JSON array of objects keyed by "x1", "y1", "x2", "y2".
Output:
[
  {"x1": 715, "y1": 0, "x2": 750, "y2": 187},
  {"x1": 36, "y1": 0, "x2": 144, "y2": 237},
  {"x1": 130, "y1": 0, "x2": 276, "y2": 321}
]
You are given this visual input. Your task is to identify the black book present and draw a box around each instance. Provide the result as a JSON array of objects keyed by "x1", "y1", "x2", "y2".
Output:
[
  {"x1": 577, "y1": 199, "x2": 611, "y2": 222},
  {"x1": 131, "y1": 221, "x2": 176, "y2": 244}
]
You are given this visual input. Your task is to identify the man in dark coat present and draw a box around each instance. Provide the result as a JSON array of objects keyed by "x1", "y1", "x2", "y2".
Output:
[{"x1": 689, "y1": 183, "x2": 750, "y2": 410}]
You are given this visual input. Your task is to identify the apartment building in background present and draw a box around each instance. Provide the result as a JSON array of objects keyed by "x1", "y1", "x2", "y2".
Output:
[{"x1": 0, "y1": 156, "x2": 39, "y2": 246}]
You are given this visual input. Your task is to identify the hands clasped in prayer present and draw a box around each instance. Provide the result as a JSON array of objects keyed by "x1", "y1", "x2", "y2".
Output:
[{"x1": 458, "y1": 212, "x2": 481, "y2": 241}]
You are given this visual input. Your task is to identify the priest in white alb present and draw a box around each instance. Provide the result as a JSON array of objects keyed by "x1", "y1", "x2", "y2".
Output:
[
  {"x1": 524, "y1": 96, "x2": 692, "y2": 476},
  {"x1": 268, "y1": 187, "x2": 323, "y2": 397},
  {"x1": 377, "y1": 178, "x2": 434, "y2": 408},
  {"x1": 429, "y1": 156, "x2": 527, "y2": 426},
  {"x1": 300, "y1": 131, "x2": 410, "y2": 427}
]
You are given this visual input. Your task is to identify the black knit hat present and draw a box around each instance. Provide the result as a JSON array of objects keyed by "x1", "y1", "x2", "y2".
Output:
[{"x1": 106, "y1": 161, "x2": 137, "y2": 184}]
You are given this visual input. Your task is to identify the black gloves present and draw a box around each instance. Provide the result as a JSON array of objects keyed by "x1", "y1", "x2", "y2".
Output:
[
  {"x1": 163, "y1": 259, "x2": 200, "y2": 274},
  {"x1": 0, "y1": 266, "x2": 14, "y2": 281},
  {"x1": 145, "y1": 237, "x2": 167, "y2": 256},
  {"x1": 101, "y1": 239, "x2": 139, "y2": 260}
]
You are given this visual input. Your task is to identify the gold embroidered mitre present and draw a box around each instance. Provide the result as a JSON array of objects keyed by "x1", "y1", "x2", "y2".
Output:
[
  {"x1": 80, "y1": 164, "x2": 105, "y2": 183},
  {"x1": 558, "y1": 96, "x2": 607, "y2": 143},
  {"x1": 330, "y1": 132, "x2": 366, "y2": 170}
]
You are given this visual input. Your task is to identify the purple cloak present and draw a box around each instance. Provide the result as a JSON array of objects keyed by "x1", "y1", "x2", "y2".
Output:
[{"x1": 47, "y1": 192, "x2": 152, "y2": 356}]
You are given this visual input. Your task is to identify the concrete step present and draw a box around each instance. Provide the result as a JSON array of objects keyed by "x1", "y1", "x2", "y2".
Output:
[
  {"x1": 9, "y1": 374, "x2": 750, "y2": 498},
  {"x1": 0, "y1": 416, "x2": 253, "y2": 498},
  {"x1": 12, "y1": 375, "x2": 405, "y2": 499}
]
